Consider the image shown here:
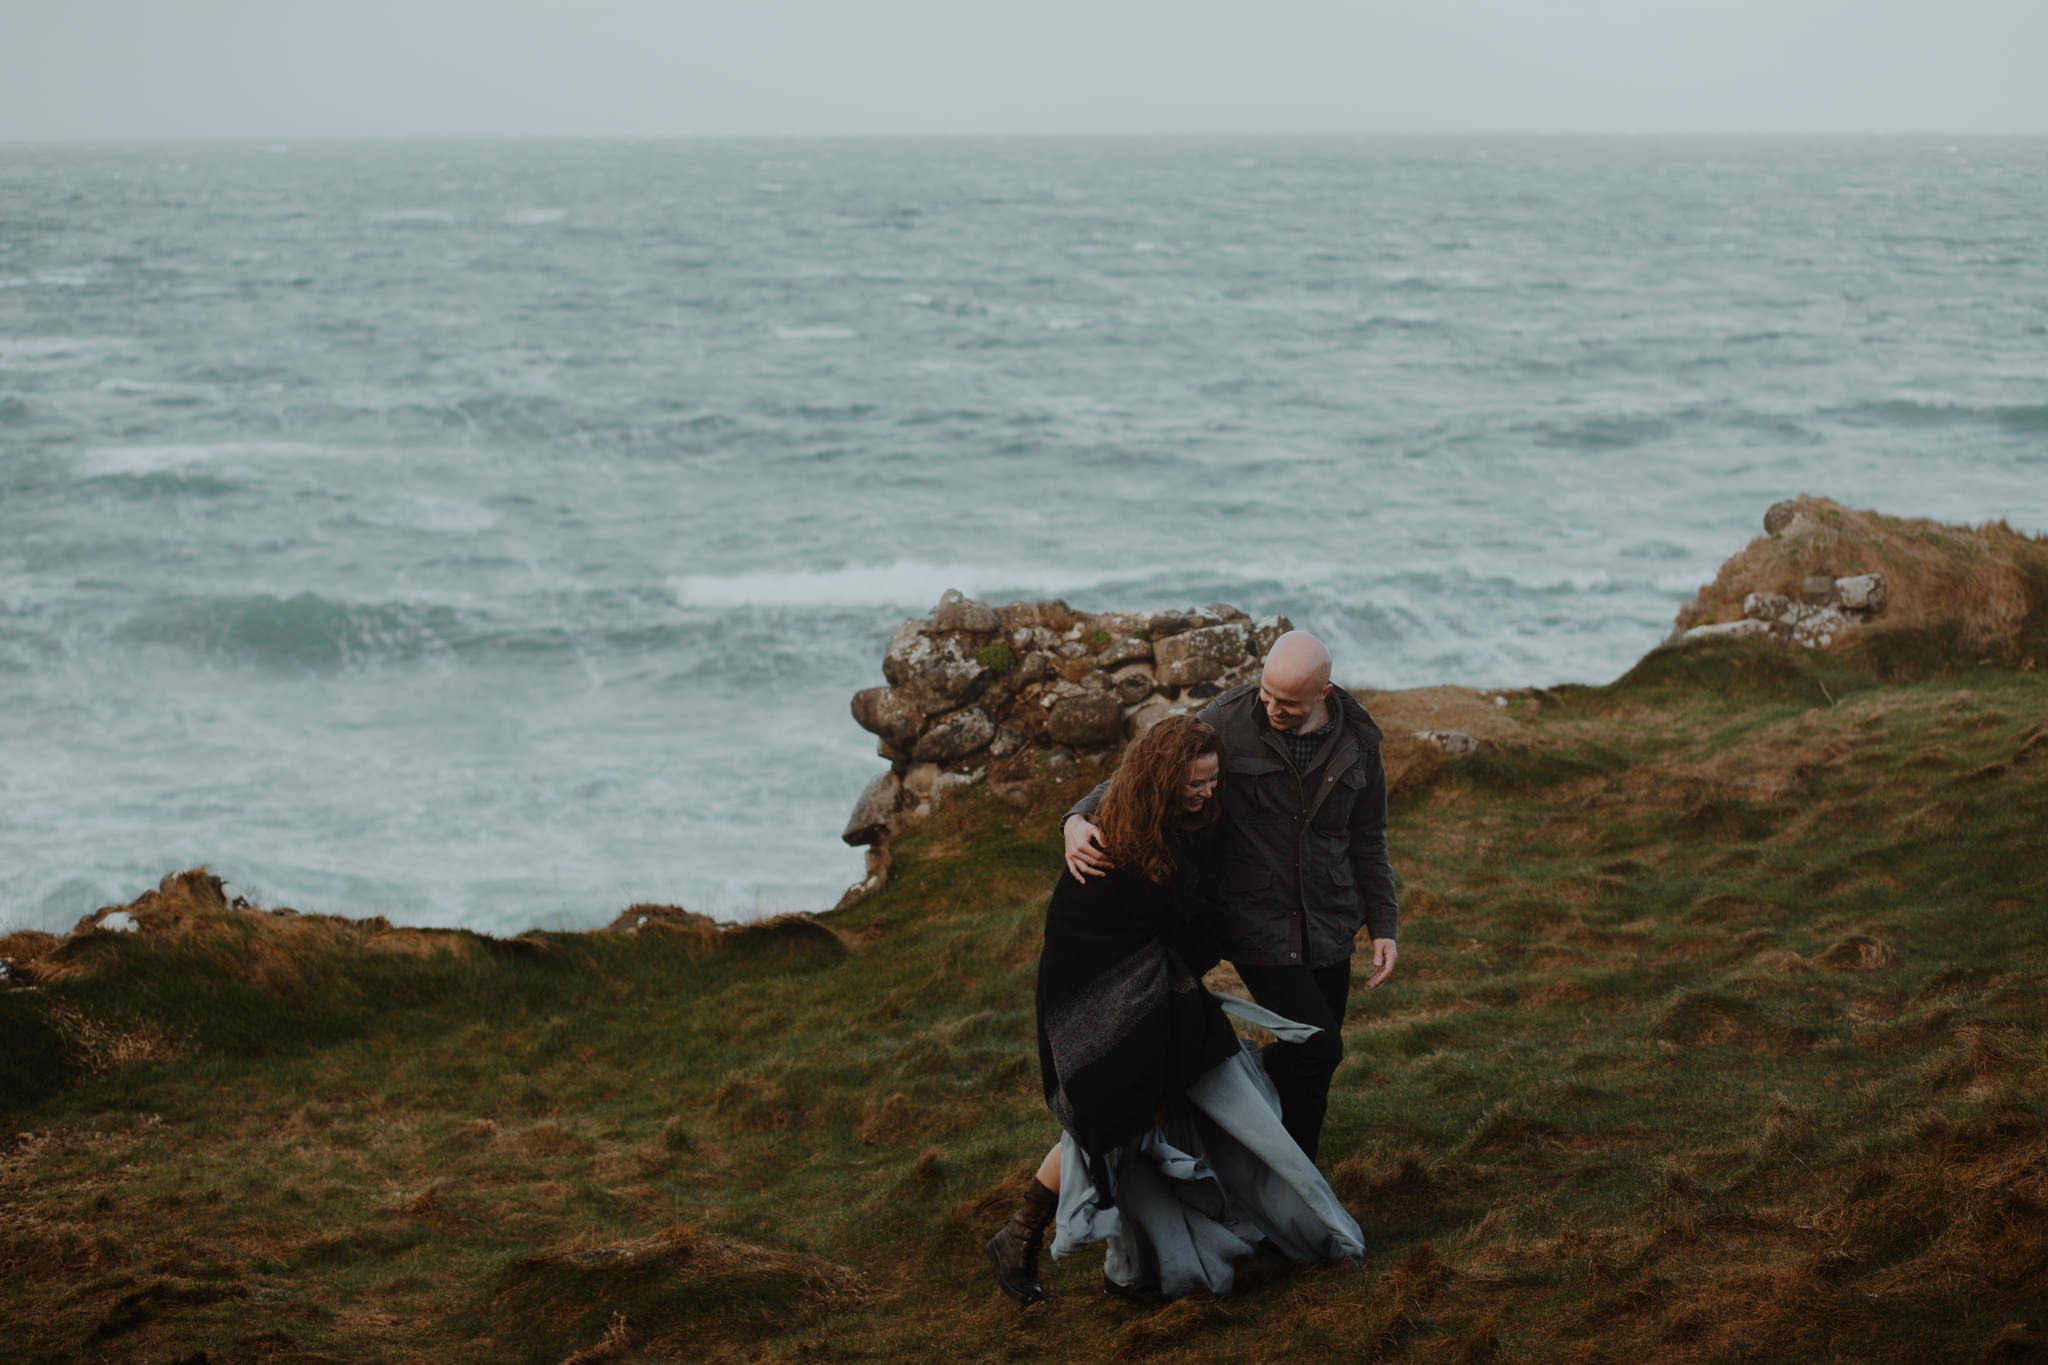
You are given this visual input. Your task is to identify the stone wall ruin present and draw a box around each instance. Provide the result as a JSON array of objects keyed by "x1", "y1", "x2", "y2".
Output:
[{"x1": 838, "y1": 591, "x2": 1287, "y2": 904}]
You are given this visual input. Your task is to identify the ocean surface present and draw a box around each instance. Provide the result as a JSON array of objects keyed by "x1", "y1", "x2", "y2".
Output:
[{"x1": 3, "y1": 136, "x2": 2044, "y2": 935}]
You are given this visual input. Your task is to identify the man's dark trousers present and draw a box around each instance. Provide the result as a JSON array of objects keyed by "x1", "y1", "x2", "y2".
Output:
[{"x1": 1234, "y1": 960, "x2": 1353, "y2": 1160}]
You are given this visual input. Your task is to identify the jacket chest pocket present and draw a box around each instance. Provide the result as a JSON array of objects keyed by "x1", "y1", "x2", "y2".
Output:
[
  {"x1": 1228, "y1": 756, "x2": 1298, "y2": 821},
  {"x1": 1311, "y1": 760, "x2": 1373, "y2": 830}
]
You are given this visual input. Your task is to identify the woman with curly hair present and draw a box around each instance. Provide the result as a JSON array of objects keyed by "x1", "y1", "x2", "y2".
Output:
[{"x1": 986, "y1": 714, "x2": 1363, "y2": 1305}]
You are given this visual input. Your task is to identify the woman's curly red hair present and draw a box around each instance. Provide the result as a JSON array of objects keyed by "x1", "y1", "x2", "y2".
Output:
[{"x1": 1093, "y1": 714, "x2": 1223, "y2": 884}]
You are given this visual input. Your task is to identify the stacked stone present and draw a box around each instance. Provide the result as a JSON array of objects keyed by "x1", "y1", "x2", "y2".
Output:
[
  {"x1": 838, "y1": 590, "x2": 1287, "y2": 902},
  {"x1": 1675, "y1": 573, "x2": 1888, "y2": 649},
  {"x1": 1670, "y1": 499, "x2": 1891, "y2": 650}
]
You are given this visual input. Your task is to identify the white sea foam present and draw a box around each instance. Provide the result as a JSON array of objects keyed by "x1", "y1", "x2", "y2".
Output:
[
  {"x1": 370, "y1": 496, "x2": 499, "y2": 534},
  {"x1": 34, "y1": 271, "x2": 93, "y2": 287},
  {"x1": 670, "y1": 561, "x2": 1143, "y2": 611},
  {"x1": 96, "y1": 378, "x2": 219, "y2": 401},
  {"x1": 79, "y1": 442, "x2": 330, "y2": 476},
  {"x1": 773, "y1": 325, "x2": 858, "y2": 341},
  {"x1": 0, "y1": 337, "x2": 113, "y2": 365}
]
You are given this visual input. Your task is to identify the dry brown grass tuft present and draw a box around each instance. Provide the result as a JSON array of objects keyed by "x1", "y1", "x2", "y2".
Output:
[
  {"x1": 1752, "y1": 1092, "x2": 1815, "y2": 1159},
  {"x1": 26, "y1": 867, "x2": 476, "y2": 989},
  {"x1": 1334, "y1": 1148, "x2": 1486, "y2": 1223},
  {"x1": 1362, "y1": 1242, "x2": 1447, "y2": 1361},
  {"x1": 707, "y1": 1071, "x2": 812, "y2": 1132},
  {"x1": 491, "y1": 1224, "x2": 867, "y2": 1352},
  {"x1": 1924, "y1": 1027, "x2": 2019, "y2": 1092},
  {"x1": 38, "y1": 999, "x2": 183, "y2": 1071},
  {"x1": 1676, "y1": 496, "x2": 2048, "y2": 660},
  {"x1": 1114, "y1": 1295, "x2": 1231, "y2": 1360},
  {"x1": 558, "y1": 1309, "x2": 633, "y2": 1365},
  {"x1": 601, "y1": 902, "x2": 722, "y2": 947},
  {"x1": 1817, "y1": 934, "x2": 1897, "y2": 970},
  {"x1": 399, "y1": 1181, "x2": 450, "y2": 1219},
  {"x1": 512, "y1": 1121, "x2": 597, "y2": 1158},
  {"x1": 911, "y1": 1145, "x2": 947, "y2": 1181},
  {"x1": 0, "y1": 929, "x2": 60, "y2": 981},
  {"x1": 852, "y1": 1091, "x2": 934, "y2": 1148}
]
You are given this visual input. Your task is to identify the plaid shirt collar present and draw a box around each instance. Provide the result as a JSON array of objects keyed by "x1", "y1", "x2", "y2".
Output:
[{"x1": 1276, "y1": 704, "x2": 1339, "y2": 773}]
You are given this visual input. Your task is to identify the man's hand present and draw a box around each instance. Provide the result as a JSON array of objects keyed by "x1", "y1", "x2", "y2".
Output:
[
  {"x1": 1364, "y1": 938, "x2": 1399, "y2": 989},
  {"x1": 1062, "y1": 815, "x2": 1114, "y2": 880}
]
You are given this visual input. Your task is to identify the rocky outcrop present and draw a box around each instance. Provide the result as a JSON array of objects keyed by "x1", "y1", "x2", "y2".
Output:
[
  {"x1": 838, "y1": 591, "x2": 1288, "y2": 905},
  {"x1": 1668, "y1": 497, "x2": 2047, "y2": 666},
  {"x1": 1671, "y1": 501, "x2": 1898, "y2": 650}
]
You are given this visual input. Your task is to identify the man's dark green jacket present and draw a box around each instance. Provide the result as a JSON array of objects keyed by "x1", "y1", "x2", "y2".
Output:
[{"x1": 1069, "y1": 682, "x2": 1398, "y2": 969}]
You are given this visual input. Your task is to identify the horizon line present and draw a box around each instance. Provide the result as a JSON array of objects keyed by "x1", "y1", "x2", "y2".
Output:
[{"x1": 7, "y1": 128, "x2": 2048, "y2": 148}]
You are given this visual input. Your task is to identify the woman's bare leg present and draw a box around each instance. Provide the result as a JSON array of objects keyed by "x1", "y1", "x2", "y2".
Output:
[{"x1": 1035, "y1": 1143, "x2": 1061, "y2": 1192}]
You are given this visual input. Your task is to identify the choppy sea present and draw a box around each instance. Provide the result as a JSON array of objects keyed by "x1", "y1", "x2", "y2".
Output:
[{"x1": 3, "y1": 136, "x2": 2044, "y2": 934}]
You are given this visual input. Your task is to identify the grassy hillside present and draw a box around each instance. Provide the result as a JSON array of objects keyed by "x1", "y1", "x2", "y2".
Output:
[{"x1": 3, "y1": 636, "x2": 2046, "y2": 1363}]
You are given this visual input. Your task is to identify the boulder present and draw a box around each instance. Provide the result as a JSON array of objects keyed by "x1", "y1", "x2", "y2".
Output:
[
  {"x1": 1743, "y1": 593, "x2": 1792, "y2": 622},
  {"x1": 1125, "y1": 697, "x2": 1197, "y2": 738},
  {"x1": 988, "y1": 726, "x2": 1025, "y2": 759},
  {"x1": 1836, "y1": 573, "x2": 1887, "y2": 612},
  {"x1": 1800, "y1": 574, "x2": 1836, "y2": 605},
  {"x1": 1096, "y1": 636, "x2": 1153, "y2": 668},
  {"x1": 841, "y1": 771, "x2": 901, "y2": 847},
  {"x1": 1679, "y1": 619, "x2": 1774, "y2": 643},
  {"x1": 1251, "y1": 614, "x2": 1292, "y2": 658},
  {"x1": 1416, "y1": 729, "x2": 1482, "y2": 758},
  {"x1": 1785, "y1": 604, "x2": 1850, "y2": 647},
  {"x1": 1013, "y1": 651, "x2": 1057, "y2": 686},
  {"x1": 930, "y1": 588, "x2": 999, "y2": 635},
  {"x1": 1047, "y1": 691, "x2": 1124, "y2": 746},
  {"x1": 1764, "y1": 500, "x2": 1802, "y2": 535},
  {"x1": 1152, "y1": 622, "x2": 1252, "y2": 687},
  {"x1": 931, "y1": 768, "x2": 985, "y2": 805},
  {"x1": 911, "y1": 707, "x2": 996, "y2": 763},
  {"x1": 1109, "y1": 663, "x2": 1157, "y2": 705},
  {"x1": 849, "y1": 686, "x2": 924, "y2": 748},
  {"x1": 1144, "y1": 609, "x2": 1195, "y2": 638},
  {"x1": 882, "y1": 625, "x2": 992, "y2": 714}
]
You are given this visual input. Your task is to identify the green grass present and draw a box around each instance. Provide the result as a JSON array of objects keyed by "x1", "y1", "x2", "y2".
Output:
[{"x1": 3, "y1": 660, "x2": 2046, "y2": 1362}]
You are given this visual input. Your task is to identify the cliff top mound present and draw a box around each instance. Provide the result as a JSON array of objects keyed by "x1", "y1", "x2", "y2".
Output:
[{"x1": 1671, "y1": 496, "x2": 2048, "y2": 672}]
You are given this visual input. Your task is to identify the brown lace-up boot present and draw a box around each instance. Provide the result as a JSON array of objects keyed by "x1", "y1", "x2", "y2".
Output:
[{"x1": 985, "y1": 1177, "x2": 1057, "y2": 1305}]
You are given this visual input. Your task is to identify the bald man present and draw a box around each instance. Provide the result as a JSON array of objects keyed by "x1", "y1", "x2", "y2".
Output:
[{"x1": 1063, "y1": 630, "x2": 1398, "y2": 1161}]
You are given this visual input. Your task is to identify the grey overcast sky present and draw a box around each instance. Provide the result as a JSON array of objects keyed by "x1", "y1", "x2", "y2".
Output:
[{"x1": 4, "y1": 0, "x2": 2046, "y2": 140}]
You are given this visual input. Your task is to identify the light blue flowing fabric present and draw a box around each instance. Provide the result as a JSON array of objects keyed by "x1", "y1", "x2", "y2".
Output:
[{"x1": 1049, "y1": 994, "x2": 1367, "y2": 1297}]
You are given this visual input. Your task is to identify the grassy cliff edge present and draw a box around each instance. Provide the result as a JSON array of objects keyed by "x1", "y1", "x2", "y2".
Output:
[{"x1": 4, "y1": 506, "x2": 2046, "y2": 1363}]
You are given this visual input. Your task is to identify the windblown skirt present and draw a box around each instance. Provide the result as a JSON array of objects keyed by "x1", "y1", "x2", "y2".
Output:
[{"x1": 1049, "y1": 995, "x2": 1366, "y2": 1298}]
